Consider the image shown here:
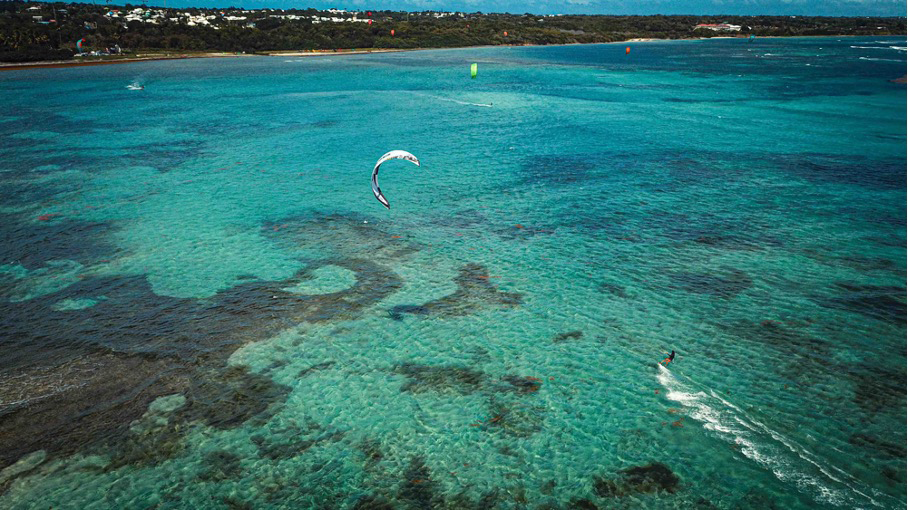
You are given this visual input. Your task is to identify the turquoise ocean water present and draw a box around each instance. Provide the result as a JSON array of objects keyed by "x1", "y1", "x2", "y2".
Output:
[{"x1": 0, "y1": 36, "x2": 905, "y2": 509}]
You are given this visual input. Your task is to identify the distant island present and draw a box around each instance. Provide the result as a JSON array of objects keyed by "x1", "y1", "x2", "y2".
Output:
[{"x1": 1, "y1": 0, "x2": 905, "y2": 64}]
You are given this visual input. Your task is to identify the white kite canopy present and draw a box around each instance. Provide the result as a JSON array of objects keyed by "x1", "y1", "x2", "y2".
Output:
[{"x1": 371, "y1": 150, "x2": 420, "y2": 209}]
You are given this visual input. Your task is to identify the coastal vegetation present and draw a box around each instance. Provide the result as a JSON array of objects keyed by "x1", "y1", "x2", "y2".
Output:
[{"x1": 1, "y1": 0, "x2": 905, "y2": 62}]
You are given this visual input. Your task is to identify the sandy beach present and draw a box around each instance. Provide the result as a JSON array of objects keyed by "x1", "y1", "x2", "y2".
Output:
[{"x1": 0, "y1": 52, "x2": 245, "y2": 71}]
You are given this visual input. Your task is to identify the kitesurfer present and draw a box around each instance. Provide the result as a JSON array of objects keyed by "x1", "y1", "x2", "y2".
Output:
[{"x1": 660, "y1": 350, "x2": 675, "y2": 366}]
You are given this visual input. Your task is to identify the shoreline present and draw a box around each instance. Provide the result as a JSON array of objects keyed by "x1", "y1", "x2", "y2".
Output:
[
  {"x1": 1, "y1": 34, "x2": 902, "y2": 71},
  {"x1": 0, "y1": 52, "x2": 248, "y2": 71}
]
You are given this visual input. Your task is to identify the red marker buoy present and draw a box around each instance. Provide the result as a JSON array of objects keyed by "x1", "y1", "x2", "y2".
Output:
[
  {"x1": 626, "y1": 46, "x2": 630, "y2": 55},
  {"x1": 391, "y1": 29, "x2": 395, "y2": 36}
]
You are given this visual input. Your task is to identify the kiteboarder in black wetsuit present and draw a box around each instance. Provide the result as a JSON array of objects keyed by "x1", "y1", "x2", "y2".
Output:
[{"x1": 660, "y1": 350, "x2": 675, "y2": 366}]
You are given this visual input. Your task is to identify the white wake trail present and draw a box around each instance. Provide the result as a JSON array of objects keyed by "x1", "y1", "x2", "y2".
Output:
[{"x1": 656, "y1": 366, "x2": 886, "y2": 508}]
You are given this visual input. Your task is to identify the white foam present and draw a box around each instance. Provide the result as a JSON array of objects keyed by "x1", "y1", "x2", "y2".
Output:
[
  {"x1": 424, "y1": 94, "x2": 493, "y2": 108},
  {"x1": 850, "y1": 45, "x2": 907, "y2": 51},
  {"x1": 858, "y1": 57, "x2": 903, "y2": 62}
]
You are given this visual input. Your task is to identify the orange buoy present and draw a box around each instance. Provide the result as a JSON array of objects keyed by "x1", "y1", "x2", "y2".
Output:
[{"x1": 626, "y1": 46, "x2": 630, "y2": 55}]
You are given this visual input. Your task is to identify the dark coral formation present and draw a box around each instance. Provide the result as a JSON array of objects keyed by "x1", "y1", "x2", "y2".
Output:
[
  {"x1": 263, "y1": 213, "x2": 423, "y2": 264},
  {"x1": 0, "y1": 215, "x2": 409, "y2": 472},
  {"x1": 620, "y1": 463, "x2": 680, "y2": 493},
  {"x1": 553, "y1": 331, "x2": 584, "y2": 343},
  {"x1": 0, "y1": 217, "x2": 117, "y2": 270},
  {"x1": 297, "y1": 361, "x2": 336, "y2": 378},
  {"x1": 816, "y1": 283, "x2": 906, "y2": 325},
  {"x1": 394, "y1": 364, "x2": 486, "y2": 395},
  {"x1": 179, "y1": 366, "x2": 291, "y2": 429},
  {"x1": 389, "y1": 263, "x2": 522, "y2": 320},
  {"x1": 717, "y1": 319, "x2": 828, "y2": 354},
  {"x1": 714, "y1": 319, "x2": 832, "y2": 386},
  {"x1": 571, "y1": 499, "x2": 599, "y2": 510},
  {"x1": 251, "y1": 430, "x2": 345, "y2": 461},
  {"x1": 598, "y1": 283, "x2": 628, "y2": 299},
  {"x1": 772, "y1": 153, "x2": 906, "y2": 191},
  {"x1": 802, "y1": 250, "x2": 902, "y2": 273},
  {"x1": 481, "y1": 399, "x2": 547, "y2": 438},
  {"x1": 401, "y1": 457, "x2": 443, "y2": 509},
  {"x1": 493, "y1": 223, "x2": 557, "y2": 242},
  {"x1": 501, "y1": 375, "x2": 543, "y2": 394},
  {"x1": 393, "y1": 363, "x2": 543, "y2": 399},
  {"x1": 849, "y1": 434, "x2": 907, "y2": 459},
  {"x1": 357, "y1": 438, "x2": 384, "y2": 466},
  {"x1": 391, "y1": 364, "x2": 546, "y2": 438},
  {"x1": 352, "y1": 495, "x2": 395, "y2": 510},
  {"x1": 668, "y1": 267, "x2": 753, "y2": 298},
  {"x1": 594, "y1": 462, "x2": 680, "y2": 498},
  {"x1": 517, "y1": 154, "x2": 598, "y2": 188},
  {"x1": 198, "y1": 450, "x2": 243, "y2": 482},
  {"x1": 849, "y1": 365, "x2": 907, "y2": 414}
]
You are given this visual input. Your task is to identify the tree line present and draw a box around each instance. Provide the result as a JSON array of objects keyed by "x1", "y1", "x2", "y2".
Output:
[{"x1": 1, "y1": 0, "x2": 905, "y2": 62}]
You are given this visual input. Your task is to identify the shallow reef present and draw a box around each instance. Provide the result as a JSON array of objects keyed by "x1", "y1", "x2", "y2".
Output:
[
  {"x1": 593, "y1": 462, "x2": 680, "y2": 498},
  {"x1": 0, "y1": 215, "x2": 411, "y2": 475},
  {"x1": 553, "y1": 331, "x2": 584, "y2": 343},
  {"x1": 389, "y1": 263, "x2": 523, "y2": 320},
  {"x1": 668, "y1": 267, "x2": 753, "y2": 298},
  {"x1": 815, "y1": 283, "x2": 906, "y2": 325}
]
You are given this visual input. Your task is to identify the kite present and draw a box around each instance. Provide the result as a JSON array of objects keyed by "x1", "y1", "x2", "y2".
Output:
[{"x1": 371, "y1": 150, "x2": 420, "y2": 209}]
